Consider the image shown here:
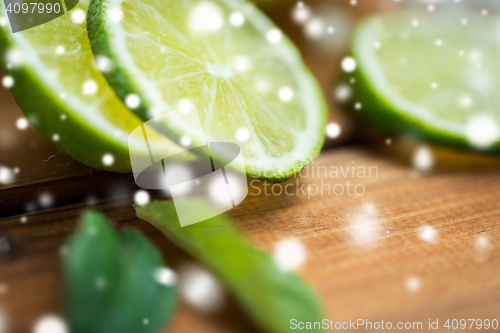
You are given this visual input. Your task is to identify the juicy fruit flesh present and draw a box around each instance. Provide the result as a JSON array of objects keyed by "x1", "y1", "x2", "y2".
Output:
[
  {"x1": 361, "y1": 11, "x2": 500, "y2": 130},
  {"x1": 5, "y1": 0, "x2": 179, "y2": 154},
  {"x1": 106, "y1": 0, "x2": 317, "y2": 160}
]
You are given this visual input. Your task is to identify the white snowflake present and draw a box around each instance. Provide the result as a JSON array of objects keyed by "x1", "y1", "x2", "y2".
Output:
[
  {"x1": 274, "y1": 238, "x2": 306, "y2": 271},
  {"x1": 341, "y1": 57, "x2": 357, "y2": 72},
  {"x1": 134, "y1": 190, "x2": 150, "y2": 205},
  {"x1": 326, "y1": 123, "x2": 341, "y2": 139},
  {"x1": 266, "y1": 28, "x2": 282, "y2": 44}
]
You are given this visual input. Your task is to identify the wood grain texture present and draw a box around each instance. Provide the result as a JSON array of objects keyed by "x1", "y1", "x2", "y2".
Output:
[
  {"x1": 1, "y1": 1, "x2": 500, "y2": 332},
  {"x1": 1, "y1": 146, "x2": 500, "y2": 332}
]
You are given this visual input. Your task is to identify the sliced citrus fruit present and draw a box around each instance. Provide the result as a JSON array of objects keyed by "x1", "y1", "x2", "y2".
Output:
[
  {"x1": 0, "y1": 0, "x2": 191, "y2": 172},
  {"x1": 350, "y1": 9, "x2": 500, "y2": 153},
  {"x1": 87, "y1": 0, "x2": 327, "y2": 182}
]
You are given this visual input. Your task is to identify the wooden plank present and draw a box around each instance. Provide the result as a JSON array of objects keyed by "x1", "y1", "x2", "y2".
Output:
[
  {"x1": 234, "y1": 149, "x2": 500, "y2": 329},
  {"x1": 1, "y1": 1, "x2": 500, "y2": 332},
  {"x1": 1, "y1": 148, "x2": 499, "y2": 332}
]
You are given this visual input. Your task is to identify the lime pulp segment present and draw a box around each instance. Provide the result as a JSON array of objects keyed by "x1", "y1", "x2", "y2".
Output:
[
  {"x1": 351, "y1": 9, "x2": 500, "y2": 152},
  {"x1": 0, "y1": 0, "x2": 191, "y2": 172},
  {"x1": 87, "y1": 0, "x2": 328, "y2": 182}
]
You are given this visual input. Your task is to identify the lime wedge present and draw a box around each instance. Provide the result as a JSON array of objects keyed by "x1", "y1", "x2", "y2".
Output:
[
  {"x1": 0, "y1": 0, "x2": 191, "y2": 172},
  {"x1": 351, "y1": 9, "x2": 500, "y2": 152},
  {"x1": 87, "y1": 0, "x2": 327, "y2": 182}
]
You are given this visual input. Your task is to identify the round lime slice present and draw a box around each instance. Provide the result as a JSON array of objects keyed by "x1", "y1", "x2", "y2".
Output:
[
  {"x1": 87, "y1": 0, "x2": 327, "y2": 182},
  {"x1": 0, "y1": 0, "x2": 190, "y2": 172},
  {"x1": 350, "y1": 9, "x2": 500, "y2": 153}
]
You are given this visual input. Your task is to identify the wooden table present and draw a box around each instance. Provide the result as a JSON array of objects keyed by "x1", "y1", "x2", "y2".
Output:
[{"x1": 1, "y1": 1, "x2": 500, "y2": 332}]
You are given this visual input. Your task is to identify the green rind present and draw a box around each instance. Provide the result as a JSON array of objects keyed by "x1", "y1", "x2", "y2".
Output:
[
  {"x1": 266, "y1": 72, "x2": 327, "y2": 183},
  {"x1": 86, "y1": 0, "x2": 158, "y2": 140},
  {"x1": 87, "y1": 0, "x2": 327, "y2": 183},
  {"x1": 0, "y1": 1, "x2": 193, "y2": 173},
  {"x1": 0, "y1": 0, "x2": 158, "y2": 172},
  {"x1": 0, "y1": 30, "x2": 136, "y2": 172},
  {"x1": 349, "y1": 15, "x2": 500, "y2": 154}
]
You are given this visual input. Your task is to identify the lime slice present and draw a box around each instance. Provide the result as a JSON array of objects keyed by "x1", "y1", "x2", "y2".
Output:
[
  {"x1": 350, "y1": 9, "x2": 500, "y2": 153},
  {"x1": 87, "y1": 0, "x2": 327, "y2": 182},
  {"x1": 0, "y1": 0, "x2": 191, "y2": 172}
]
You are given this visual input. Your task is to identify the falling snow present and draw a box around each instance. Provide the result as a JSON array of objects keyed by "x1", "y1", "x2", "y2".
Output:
[
  {"x1": 2, "y1": 76, "x2": 14, "y2": 88},
  {"x1": 458, "y1": 95, "x2": 472, "y2": 108},
  {"x1": 235, "y1": 127, "x2": 250, "y2": 142},
  {"x1": 125, "y1": 94, "x2": 140, "y2": 109},
  {"x1": 474, "y1": 235, "x2": 491, "y2": 263},
  {"x1": 82, "y1": 80, "x2": 98, "y2": 95},
  {"x1": 341, "y1": 57, "x2": 357, "y2": 73},
  {"x1": 95, "y1": 277, "x2": 106, "y2": 289},
  {"x1": 278, "y1": 86, "x2": 294, "y2": 102},
  {"x1": 71, "y1": 9, "x2": 86, "y2": 24},
  {"x1": 108, "y1": 7, "x2": 123, "y2": 22},
  {"x1": 6, "y1": 49, "x2": 23, "y2": 68},
  {"x1": 33, "y1": 315, "x2": 68, "y2": 333},
  {"x1": 466, "y1": 115, "x2": 499, "y2": 149},
  {"x1": 38, "y1": 192, "x2": 54, "y2": 208},
  {"x1": 178, "y1": 264, "x2": 225, "y2": 314},
  {"x1": 163, "y1": 164, "x2": 193, "y2": 196},
  {"x1": 102, "y1": 153, "x2": 115, "y2": 166},
  {"x1": 0, "y1": 307, "x2": 6, "y2": 333},
  {"x1": 406, "y1": 276, "x2": 421, "y2": 292},
  {"x1": 274, "y1": 238, "x2": 306, "y2": 271},
  {"x1": 229, "y1": 12, "x2": 245, "y2": 27},
  {"x1": 349, "y1": 202, "x2": 380, "y2": 246},
  {"x1": 55, "y1": 45, "x2": 65, "y2": 55},
  {"x1": 266, "y1": 28, "x2": 282, "y2": 44},
  {"x1": 95, "y1": 55, "x2": 112, "y2": 73},
  {"x1": 134, "y1": 190, "x2": 150, "y2": 205},
  {"x1": 16, "y1": 118, "x2": 28, "y2": 130},
  {"x1": 208, "y1": 175, "x2": 232, "y2": 208},
  {"x1": 413, "y1": 146, "x2": 433, "y2": 171},
  {"x1": 0, "y1": 166, "x2": 15, "y2": 185},
  {"x1": 292, "y1": 3, "x2": 310, "y2": 23},
  {"x1": 178, "y1": 98, "x2": 193, "y2": 113},
  {"x1": 334, "y1": 84, "x2": 352, "y2": 102},
  {"x1": 305, "y1": 18, "x2": 324, "y2": 38},
  {"x1": 326, "y1": 123, "x2": 341, "y2": 139},
  {"x1": 418, "y1": 225, "x2": 438, "y2": 243},
  {"x1": 180, "y1": 136, "x2": 192, "y2": 147},
  {"x1": 189, "y1": 2, "x2": 223, "y2": 33},
  {"x1": 233, "y1": 56, "x2": 251, "y2": 72},
  {"x1": 154, "y1": 267, "x2": 177, "y2": 286}
]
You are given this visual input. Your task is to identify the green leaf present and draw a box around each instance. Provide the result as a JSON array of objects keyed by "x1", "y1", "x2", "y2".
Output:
[
  {"x1": 64, "y1": 211, "x2": 177, "y2": 333},
  {"x1": 134, "y1": 200, "x2": 325, "y2": 333}
]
